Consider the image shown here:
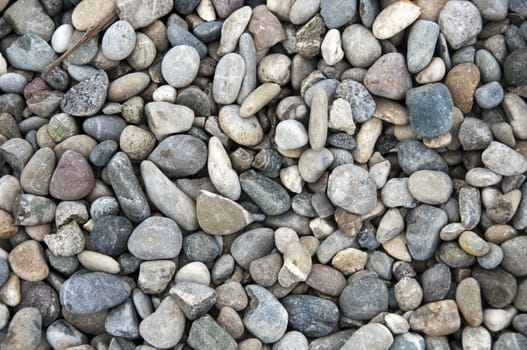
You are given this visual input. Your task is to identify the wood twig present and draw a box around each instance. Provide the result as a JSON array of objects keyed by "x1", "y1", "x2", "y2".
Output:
[{"x1": 43, "y1": 9, "x2": 118, "y2": 74}]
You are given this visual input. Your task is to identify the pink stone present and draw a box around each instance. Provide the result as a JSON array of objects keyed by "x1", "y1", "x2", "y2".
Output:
[{"x1": 49, "y1": 150, "x2": 95, "y2": 200}]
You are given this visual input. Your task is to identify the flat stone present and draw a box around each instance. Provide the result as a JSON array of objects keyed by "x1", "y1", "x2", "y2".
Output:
[
  {"x1": 240, "y1": 170, "x2": 291, "y2": 216},
  {"x1": 248, "y1": 5, "x2": 286, "y2": 51},
  {"x1": 188, "y1": 315, "x2": 237, "y2": 350},
  {"x1": 138, "y1": 260, "x2": 176, "y2": 294},
  {"x1": 108, "y1": 72, "x2": 150, "y2": 103},
  {"x1": 406, "y1": 83, "x2": 454, "y2": 139},
  {"x1": 472, "y1": 266, "x2": 517, "y2": 308},
  {"x1": 60, "y1": 70, "x2": 108, "y2": 117},
  {"x1": 282, "y1": 295, "x2": 339, "y2": 337},
  {"x1": 243, "y1": 285, "x2": 288, "y2": 344},
  {"x1": 339, "y1": 271, "x2": 389, "y2": 320},
  {"x1": 127, "y1": 216, "x2": 182, "y2": 260},
  {"x1": 145, "y1": 102, "x2": 194, "y2": 140},
  {"x1": 72, "y1": 0, "x2": 116, "y2": 31},
  {"x1": 218, "y1": 6, "x2": 252, "y2": 55},
  {"x1": 482, "y1": 141, "x2": 527, "y2": 176},
  {"x1": 327, "y1": 164, "x2": 377, "y2": 215},
  {"x1": 13, "y1": 194, "x2": 56, "y2": 226},
  {"x1": 4, "y1": 0, "x2": 55, "y2": 40},
  {"x1": 456, "y1": 277, "x2": 483, "y2": 326},
  {"x1": 20, "y1": 147, "x2": 55, "y2": 196},
  {"x1": 1, "y1": 307, "x2": 42, "y2": 350},
  {"x1": 161, "y1": 45, "x2": 200, "y2": 88},
  {"x1": 218, "y1": 105, "x2": 263, "y2": 146},
  {"x1": 320, "y1": 0, "x2": 356, "y2": 29},
  {"x1": 193, "y1": 21, "x2": 222, "y2": 43},
  {"x1": 410, "y1": 300, "x2": 461, "y2": 336},
  {"x1": 167, "y1": 24, "x2": 207, "y2": 58},
  {"x1": 170, "y1": 282, "x2": 216, "y2": 320},
  {"x1": 8, "y1": 240, "x2": 48, "y2": 282},
  {"x1": 372, "y1": 0, "x2": 421, "y2": 39},
  {"x1": 107, "y1": 152, "x2": 151, "y2": 223},
  {"x1": 6, "y1": 33, "x2": 57, "y2": 72},
  {"x1": 408, "y1": 170, "x2": 452, "y2": 205},
  {"x1": 213, "y1": 53, "x2": 245, "y2": 104},
  {"x1": 231, "y1": 228, "x2": 275, "y2": 269}
]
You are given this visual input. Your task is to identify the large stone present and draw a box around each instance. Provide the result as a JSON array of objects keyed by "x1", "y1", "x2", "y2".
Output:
[
  {"x1": 139, "y1": 296, "x2": 186, "y2": 348},
  {"x1": 6, "y1": 34, "x2": 57, "y2": 72},
  {"x1": 409, "y1": 300, "x2": 461, "y2": 336},
  {"x1": 406, "y1": 205, "x2": 448, "y2": 261},
  {"x1": 327, "y1": 164, "x2": 377, "y2": 215},
  {"x1": 116, "y1": 0, "x2": 173, "y2": 28},
  {"x1": 49, "y1": 150, "x2": 95, "y2": 201},
  {"x1": 127, "y1": 216, "x2": 183, "y2": 260},
  {"x1": 60, "y1": 70, "x2": 109, "y2": 117}
]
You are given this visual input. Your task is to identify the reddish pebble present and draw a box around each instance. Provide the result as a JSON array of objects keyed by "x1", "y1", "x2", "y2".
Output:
[
  {"x1": 23, "y1": 78, "x2": 48, "y2": 99},
  {"x1": 49, "y1": 150, "x2": 95, "y2": 200}
]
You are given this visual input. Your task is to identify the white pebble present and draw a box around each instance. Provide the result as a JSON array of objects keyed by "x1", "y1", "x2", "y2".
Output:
[
  {"x1": 321, "y1": 29, "x2": 344, "y2": 66},
  {"x1": 51, "y1": 24, "x2": 73, "y2": 54},
  {"x1": 174, "y1": 261, "x2": 211, "y2": 285},
  {"x1": 152, "y1": 85, "x2": 177, "y2": 103}
]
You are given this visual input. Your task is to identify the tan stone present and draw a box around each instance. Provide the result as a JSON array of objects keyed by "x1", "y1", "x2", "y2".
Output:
[
  {"x1": 72, "y1": 0, "x2": 116, "y2": 31},
  {"x1": 373, "y1": 97, "x2": 408, "y2": 125},
  {"x1": 331, "y1": 248, "x2": 368, "y2": 275},
  {"x1": 0, "y1": 210, "x2": 17, "y2": 239},
  {"x1": 410, "y1": 300, "x2": 461, "y2": 336},
  {"x1": 456, "y1": 277, "x2": 483, "y2": 326},
  {"x1": 8, "y1": 240, "x2": 49, "y2": 282},
  {"x1": 372, "y1": 0, "x2": 421, "y2": 39},
  {"x1": 445, "y1": 63, "x2": 480, "y2": 113}
]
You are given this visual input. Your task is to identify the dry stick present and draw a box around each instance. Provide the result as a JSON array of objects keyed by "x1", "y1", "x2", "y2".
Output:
[{"x1": 43, "y1": 9, "x2": 118, "y2": 74}]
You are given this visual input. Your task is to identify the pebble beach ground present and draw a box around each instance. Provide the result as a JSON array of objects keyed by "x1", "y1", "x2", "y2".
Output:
[{"x1": 0, "y1": 0, "x2": 527, "y2": 349}]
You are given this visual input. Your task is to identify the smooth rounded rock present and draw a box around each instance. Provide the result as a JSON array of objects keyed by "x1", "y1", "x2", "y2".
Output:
[
  {"x1": 102, "y1": 20, "x2": 136, "y2": 61},
  {"x1": 161, "y1": 45, "x2": 200, "y2": 88},
  {"x1": 128, "y1": 216, "x2": 183, "y2": 260},
  {"x1": 327, "y1": 164, "x2": 377, "y2": 215}
]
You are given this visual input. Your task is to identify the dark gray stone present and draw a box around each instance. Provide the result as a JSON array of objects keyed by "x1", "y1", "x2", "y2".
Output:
[
  {"x1": 0, "y1": 258, "x2": 9, "y2": 287},
  {"x1": 475, "y1": 49, "x2": 501, "y2": 83},
  {"x1": 335, "y1": 79, "x2": 375, "y2": 123},
  {"x1": 398, "y1": 140, "x2": 449, "y2": 175},
  {"x1": 176, "y1": 86, "x2": 211, "y2": 116},
  {"x1": 107, "y1": 152, "x2": 151, "y2": 223},
  {"x1": 5, "y1": 33, "x2": 57, "y2": 72},
  {"x1": 230, "y1": 228, "x2": 275, "y2": 269},
  {"x1": 407, "y1": 20, "x2": 440, "y2": 74},
  {"x1": 339, "y1": 271, "x2": 389, "y2": 320},
  {"x1": 42, "y1": 67, "x2": 70, "y2": 91},
  {"x1": 513, "y1": 314, "x2": 527, "y2": 337},
  {"x1": 406, "y1": 83, "x2": 454, "y2": 139},
  {"x1": 167, "y1": 24, "x2": 208, "y2": 58},
  {"x1": 504, "y1": 48, "x2": 527, "y2": 86},
  {"x1": 60, "y1": 70, "x2": 109, "y2": 117},
  {"x1": 183, "y1": 231, "x2": 221, "y2": 263},
  {"x1": 148, "y1": 135, "x2": 207, "y2": 178},
  {"x1": 359, "y1": 0, "x2": 379, "y2": 28},
  {"x1": 422, "y1": 263, "x2": 451, "y2": 303},
  {"x1": 174, "y1": 0, "x2": 201, "y2": 14},
  {"x1": 240, "y1": 169, "x2": 291, "y2": 216},
  {"x1": 513, "y1": 182, "x2": 527, "y2": 230},
  {"x1": 119, "y1": 253, "x2": 142, "y2": 276},
  {"x1": 391, "y1": 333, "x2": 425, "y2": 350},
  {"x1": 60, "y1": 272, "x2": 131, "y2": 314},
  {"x1": 188, "y1": 315, "x2": 237, "y2": 350},
  {"x1": 193, "y1": 21, "x2": 223, "y2": 43},
  {"x1": 83, "y1": 116, "x2": 127, "y2": 141},
  {"x1": 459, "y1": 186, "x2": 481, "y2": 230},
  {"x1": 320, "y1": 0, "x2": 357, "y2": 29},
  {"x1": 0, "y1": 93, "x2": 25, "y2": 119},
  {"x1": 472, "y1": 267, "x2": 517, "y2": 308},
  {"x1": 438, "y1": 242, "x2": 476, "y2": 268},
  {"x1": 90, "y1": 215, "x2": 133, "y2": 257},
  {"x1": 458, "y1": 117, "x2": 493, "y2": 151},
  {"x1": 46, "y1": 250, "x2": 79, "y2": 276},
  {"x1": 477, "y1": 243, "x2": 503, "y2": 269},
  {"x1": 282, "y1": 295, "x2": 339, "y2": 337},
  {"x1": 105, "y1": 299, "x2": 139, "y2": 339},
  {"x1": 475, "y1": 81, "x2": 504, "y2": 109},
  {"x1": 366, "y1": 251, "x2": 393, "y2": 280},
  {"x1": 501, "y1": 236, "x2": 527, "y2": 277},
  {"x1": 17, "y1": 281, "x2": 60, "y2": 327},
  {"x1": 327, "y1": 133, "x2": 356, "y2": 150},
  {"x1": 89, "y1": 140, "x2": 119, "y2": 167},
  {"x1": 406, "y1": 205, "x2": 448, "y2": 261},
  {"x1": 252, "y1": 148, "x2": 282, "y2": 177}
]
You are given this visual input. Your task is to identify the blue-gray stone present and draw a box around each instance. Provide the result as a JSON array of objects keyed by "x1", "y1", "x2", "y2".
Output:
[
  {"x1": 89, "y1": 140, "x2": 119, "y2": 167},
  {"x1": 107, "y1": 152, "x2": 151, "y2": 223},
  {"x1": 42, "y1": 67, "x2": 70, "y2": 91},
  {"x1": 509, "y1": 0, "x2": 527, "y2": 17},
  {"x1": 505, "y1": 25, "x2": 526, "y2": 52},
  {"x1": 339, "y1": 271, "x2": 388, "y2": 320},
  {"x1": 320, "y1": 0, "x2": 357, "y2": 29},
  {"x1": 244, "y1": 285, "x2": 288, "y2": 343},
  {"x1": 391, "y1": 333, "x2": 426, "y2": 350},
  {"x1": 458, "y1": 117, "x2": 493, "y2": 151},
  {"x1": 422, "y1": 263, "x2": 451, "y2": 303},
  {"x1": 148, "y1": 135, "x2": 207, "y2": 178},
  {"x1": 0, "y1": 94, "x2": 25, "y2": 119},
  {"x1": 90, "y1": 215, "x2": 133, "y2": 257},
  {"x1": 357, "y1": 222, "x2": 380, "y2": 251},
  {"x1": 183, "y1": 231, "x2": 221, "y2": 263},
  {"x1": 46, "y1": 250, "x2": 79, "y2": 276},
  {"x1": 407, "y1": 20, "x2": 439, "y2": 73},
  {"x1": 105, "y1": 299, "x2": 139, "y2": 339},
  {"x1": 475, "y1": 81, "x2": 504, "y2": 109},
  {"x1": 127, "y1": 216, "x2": 183, "y2": 260},
  {"x1": 335, "y1": 79, "x2": 375, "y2": 123},
  {"x1": 60, "y1": 272, "x2": 131, "y2": 314},
  {"x1": 304, "y1": 79, "x2": 340, "y2": 106},
  {"x1": 83, "y1": 116, "x2": 127, "y2": 141},
  {"x1": 406, "y1": 83, "x2": 454, "y2": 139},
  {"x1": 513, "y1": 314, "x2": 527, "y2": 337},
  {"x1": 327, "y1": 133, "x2": 356, "y2": 150},
  {"x1": 282, "y1": 295, "x2": 339, "y2": 337},
  {"x1": 174, "y1": 0, "x2": 201, "y2": 14},
  {"x1": 505, "y1": 48, "x2": 527, "y2": 86},
  {"x1": 231, "y1": 228, "x2": 275, "y2": 269},
  {"x1": 167, "y1": 24, "x2": 208, "y2": 58},
  {"x1": 398, "y1": 140, "x2": 448, "y2": 175},
  {"x1": 359, "y1": 0, "x2": 379, "y2": 28},
  {"x1": 187, "y1": 315, "x2": 237, "y2": 350},
  {"x1": 475, "y1": 49, "x2": 502, "y2": 82},
  {"x1": 5, "y1": 33, "x2": 57, "y2": 72},
  {"x1": 477, "y1": 243, "x2": 503, "y2": 269},
  {"x1": 0, "y1": 259, "x2": 9, "y2": 287},
  {"x1": 60, "y1": 70, "x2": 109, "y2": 117},
  {"x1": 193, "y1": 21, "x2": 223, "y2": 43},
  {"x1": 240, "y1": 170, "x2": 291, "y2": 216},
  {"x1": 406, "y1": 205, "x2": 448, "y2": 261},
  {"x1": 494, "y1": 332, "x2": 527, "y2": 350},
  {"x1": 90, "y1": 196, "x2": 120, "y2": 220}
]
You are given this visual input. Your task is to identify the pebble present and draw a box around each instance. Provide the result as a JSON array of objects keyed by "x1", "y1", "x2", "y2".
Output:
[
  {"x1": 175, "y1": 261, "x2": 211, "y2": 285},
  {"x1": 116, "y1": 0, "x2": 172, "y2": 29},
  {"x1": 282, "y1": 295, "x2": 339, "y2": 337},
  {"x1": 407, "y1": 20, "x2": 440, "y2": 73},
  {"x1": 139, "y1": 296, "x2": 185, "y2": 348},
  {"x1": 212, "y1": 0, "x2": 244, "y2": 18},
  {"x1": 208, "y1": 137, "x2": 241, "y2": 200},
  {"x1": 128, "y1": 216, "x2": 182, "y2": 260},
  {"x1": 71, "y1": 0, "x2": 116, "y2": 31},
  {"x1": 290, "y1": 0, "x2": 321, "y2": 26},
  {"x1": 364, "y1": 53, "x2": 412, "y2": 100},
  {"x1": 340, "y1": 323, "x2": 393, "y2": 350},
  {"x1": 501, "y1": 236, "x2": 527, "y2": 277},
  {"x1": 49, "y1": 150, "x2": 94, "y2": 201},
  {"x1": 108, "y1": 72, "x2": 150, "y2": 102},
  {"x1": 456, "y1": 277, "x2": 483, "y2": 326},
  {"x1": 340, "y1": 271, "x2": 388, "y2": 320},
  {"x1": 4, "y1": 0, "x2": 55, "y2": 41},
  {"x1": 445, "y1": 63, "x2": 480, "y2": 113},
  {"x1": 504, "y1": 48, "x2": 527, "y2": 86},
  {"x1": 170, "y1": 282, "x2": 216, "y2": 320},
  {"x1": 406, "y1": 83, "x2": 454, "y2": 139},
  {"x1": 258, "y1": 54, "x2": 291, "y2": 86},
  {"x1": 188, "y1": 314, "x2": 237, "y2": 350},
  {"x1": 475, "y1": 81, "x2": 504, "y2": 109},
  {"x1": 327, "y1": 164, "x2": 377, "y2": 215},
  {"x1": 372, "y1": 0, "x2": 421, "y2": 39},
  {"x1": 243, "y1": 285, "x2": 288, "y2": 344},
  {"x1": 218, "y1": 105, "x2": 263, "y2": 146},
  {"x1": 320, "y1": 0, "x2": 356, "y2": 29},
  {"x1": 138, "y1": 260, "x2": 176, "y2": 293},
  {"x1": 335, "y1": 79, "x2": 376, "y2": 123},
  {"x1": 60, "y1": 70, "x2": 109, "y2": 117},
  {"x1": 503, "y1": 93, "x2": 527, "y2": 140},
  {"x1": 167, "y1": 24, "x2": 207, "y2": 58},
  {"x1": 20, "y1": 147, "x2": 55, "y2": 196},
  {"x1": 438, "y1": 1, "x2": 482, "y2": 50},
  {"x1": 213, "y1": 53, "x2": 245, "y2": 104},
  {"x1": 407, "y1": 205, "x2": 448, "y2": 261},
  {"x1": 1, "y1": 307, "x2": 42, "y2": 349},
  {"x1": 482, "y1": 141, "x2": 527, "y2": 176},
  {"x1": 218, "y1": 6, "x2": 252, "y2": 56},
  {"x1": 161, "y1": 45, "x2": 200, "y2": 88},
  {"x1": 408, "y1": 170, "x2": 453, "y2": 205},
  {"x1": 102, "y1": 20, "x2": 136, "y2": 61},
  {"x1": 409, "y1": 300, "x2": 461, "y2": 336},
  {"x1": 0, "y1": 73, "x2": 27, "y2": 94},
  {"x1": 89, "y1": 215, "x2": 132, "y2": 257},
  {"x1": 13, "y1": 194, "x2": 56, "y2": 226},
  {"x1": 248, "y1": 5, "x2": 286, "y2": 51},
  {"x1": 148, "y1": 134, "x2": 207, "y2": 177},
  {"x1": 6, "y1": 33, "x2": 56, "y2": 72},
  {"x1": 8, "y1": 240, "x2": 49, "y2": 282},
  {"x1": 240, "y1": 83, "x2": 281, "y2": 118},
  {"x1": 321, "y1": 29, "x2": 344, "y2": 66},
  {"x1": 473, "y1": 267, "x2": 517, "y2": 308}
]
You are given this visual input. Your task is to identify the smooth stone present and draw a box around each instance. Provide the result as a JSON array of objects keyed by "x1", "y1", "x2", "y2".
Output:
[
  {"x1": 438, "y1": 242, "x2": 476, "y2": 268},
  {"x1": 407, "y1": 20, "x2": 439, "y2": 73},
  {"x1": 0, "y1": 138, "x2": 32, "y2": 173},
  {"x1": 127, "y1": 216, "x2": 182, "y2": 260},
  {"x1": 139, "y1": 296, "x2": 185, "y2": 348},
  {"x1": 342, "y1": 24, "x2": 381, "y2": 68},
  {"x1": 456, "y1": 277, "x2": 483, "y2": 326},
  {"x1": 213, "y1": 53, "x2": 245, "y2": 104},
  {"x1": 6, "y1": 33, "x2": 56, "y2": 72},
  {"x1": 331, "y1": 247, "x2": 368, "y2": 275},
  {"x1": 140, "y1": 160, "x2": 198, "y2": 230},
  {"x1": 406, "y1": 83, "x2": 454, "y2": 139},
  {"x1": 212, "y1": 0, "x2": 244, "y2": 18},
  {"x1": 444, "y1": 63, "x2": 480, "y2": 113},
  {"x1": 174, "y1": 262, "x2": 211, "y2": 285},
  {"x1": 438, "y1": 0, "x2": 482, "y2": 49},
  {"x1": 308, "y1": 88, "x2": 328, "y2": 150},
  {"x1": 218, "y1": 105, "x2": 263, "y2": 146},
  {"x1": 49, "y1": 150, "x2": 94, "y2": 201},
  {"x1": 340, "y1": 324, "x2": 393, "y2": 350},
  {"x1": 282, "y1": 295, "x2": 338, "y2": 337},
  {"x1": 258, "y1": 54, "x2": 291, "y2": 86},
  {"x1": 458, "y1": 186, "x2": 481, "y2": 230},
  {"x1": 82, "y1": 116, "x2": 127, "y2": 142},
  {"x1": 477, "y1": 242, "x2": 504, "y2": 269},
  {"x1": 13, "y1": 194, "x2": 56, "y2": 226},
  {"x1": 381, "y1": 177, "x2": 416, "y2": 209},
  {"x1": 8, "y1": 240, "x2": 48, "y2": 282},
  {"x1": 183, "y1": 231, "x2": 220, "y2": 263},
  {"x1": 1, "y1": 307, "x2": 42, "y2": 350},
  {"x1": 249, "y1": 253, "x2": 282, "y2": 287},
  {"x1": 60, "y1": 272, "x2": 130, "y2": 314},
  {"x1": 138, "y1": 260, "x2": 176, "y2": 294},
  {"x1": 64, "y1": 30, "x2": 98, "y2": 65},
  {"x1": 339, "y1": 272, "x2": 388, "y2": 320},
  {"x1": 475, "y1": 81, "x2": 504, "y2": 109},
  {"x1": 406, "y1": 205, "x2": 448, "y2": 261},
  {"x1": 240, "y1": 83, "x2": 281, "y2": 118},
  {"x1": 482, "y1": 141, "x2": 527, "y2": 176},
  {"x1": 47, "y1": 113, "x2": 78, "y2": 143},
  {"x1": 415, "y1": 57, "x2": 446, "y2": 84},
  {"x1": 176, "y1": 86, "x2": 210, "y2": 116},
  {"x1": 60, "y1": 70, "x2": 108, "y2": 117},
  {"x1": 422, "y1": 263, "x2": 451, "y2": 303},
  {"x1": 408, "y1": 170, "x2": 453, "y2": 205},
  {"x1": 188, "y1": 315, "x2": 237, "y2": 350},
  {"x1": 278, "y1": 241, "x2": 312, "y2": 287},
  {"x1": 248, "y1": 5, "x2": 286, "y2": 51},
  {"x1": 395, "y1": 276, "x2": 424, "y2": 311},
  {"x1": 243, "y1": 285, "x2": 288, "y2": 344},
  {"x1": 501, "y1": 236, "x2": 527, "y2": 277},
  {"x1": 78, "y1": 250, "x2": 120, "y2": 274},
  {"x1": 218, "y1": 6, "x2": 252, "y2": 56},
  {"x1": 0, "y1": 73, "x2": 27, "y2": 93},
  {"x1": 161, "y1": 45, "x2": 200, "y2": 88},
  {"x1": 376, "y1": 208, "x2": 404, "y2": 243},
  {"x1": 372, "y1": 0, "x2": 421, "y2": 39},
  {"x1": 306, "y1": 264, "x2": 346, "y2": 296},
  {"x1": 364, "y1": 53, "x2": 412, "y2": 100},
  {"x1": 391, "y1": 333, "x2": 426, "y2": 350},
  {"x1": 102, "y1": 20, "x2": 136, "y2": 61},
  {"x1": 505, "y1": 48, "x2": 527, "y2": 86},
  {"x1": 472, "y1": 267, "x2": 517, "y2": 308},
  {"x1": 107, "y1": 72, "x2": 150, "y2": 102},
  {"x1": 503, "y1": 93, "x2": 527, "y2": 140},
  {"x1": 494, "y1": 332, "x2": 527, "y2": 350},
  {"x1": 237, "y1": 33, "x2": 257, "y2": 105},
  {"x1": 473, "y1": 0, "x2": 508, "y2": 20},
  {"x1": 106, "y1": 152, "x2": 150, "y2": 223},
  {"x1": 193, "y1": 21, "x2": 222, "y2": 43},
  {"x1": 196, "y1": 190, "x2": 263, "y2": 235},
  {"x1": 208, "y1": 136, "x2": 240, "y2": 200},
  {"x1": 409, "y1": 300, "x2": 461, "y2": 336},
  {"x1": 104, "y1": 299, "x2": 139, "y2": 339},
  {"x1": 167, "y1": 24, "x2": 207, "y2": 58},
  {"x1": 89, "y1": 215, "x2": 132, "y2": 257},
  {"x1": 327, "y1": 164, "x2": 377, "y2": 215},
  {"x1": 71, "y1": 0, "x2": 115, "y2": 30},
  {"x1": 320, "y1": 0, "x2": 356, "y2": 29},
  {"x1": 4, "y1": 0, "x2": 54, "y2": 40},
  {"x1": 240, "y1": 169, "x2": 290, "y2": 215},
  {"x1": 335, "y1": 79, "x2": 376, "y2": 122},
  {"x1": 116, "y1": 0, "x2": 172, "y2": 29},
  {"x1": 46, "y1": 319, "x2": 88, "y2": 349},
  {"x1": 145, "y1": 102, "x2": 194, "y2": 140},
  {"x1": 459, "y1": 231, "x2": 489, "y2": 256},
  {"x1": 20, "y1": 147, "x2": 55, "y2": 196},
  {"x1": 127, "y1": 33, "x2": 156, "y2": 70},
  {"x1": 321, "y1": 29, "x2": 344, "y2": 66},
  {"x1": 170, "y1": 282, "x2": 216, "y2": 320},
  {"x1": 476, "y1": 49, "x2": 501, "y2": 83},
  {"x1": 231, "y1": 228, "x2": 274, "y2": 269},
  {"x1": 273, "y1": 331, "x2": 308, "y2": 350},
  {"x1": 147, "y1": 134, "x2": 206, "y2": 177},
  {"x1": 458, "y1": 117, "x2": 493, "y2": 151},
  {"x1": 25, "y1": 90, "x2": 63, "y2": 118}
]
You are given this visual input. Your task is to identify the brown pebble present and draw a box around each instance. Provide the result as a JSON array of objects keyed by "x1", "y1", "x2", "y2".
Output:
[{"x1": 49, "y1": 150, "x2": 95, "y2": 201}]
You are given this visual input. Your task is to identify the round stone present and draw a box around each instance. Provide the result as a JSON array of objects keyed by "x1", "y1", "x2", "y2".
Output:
[
  {"x1": 339, "y1": 272, "x2": 389, "y2": 320},
  {"x1": 408, "y1": 170, "x2": 453, "y2": 205},
  {"x1": 102, "y1": 20, "x2": 136, "y2": 61},
  {"x1": 501, "y1": 236, "x2": 527, "y2": 277},
  {"x1": 161, "y1": 45, "x2": 200, "y2": 88},
  {"x1": 282, "y1": 295, "x2": 339, "y2": 338},
  {"x1": 475, "y1": 81, "x2": 504, "y2": 109},
  {"x1": 438, "y1": 0, "x2": 482, "y2": 50},
  {"x1": 128, "y1": 216, "x2": 183, "y2": 260},
  {"x1": 49, "y1": 150, "x2": 95, "y2": 201},
  {"x1": 90, "y1": 215, "x2": 133, "y2": 256},
  {"x1": 327, "y1": 164, "x2": 377, "y2": 215},
  {"x1": 8, "y1": 240, "x2": 49, "y2": 282}
]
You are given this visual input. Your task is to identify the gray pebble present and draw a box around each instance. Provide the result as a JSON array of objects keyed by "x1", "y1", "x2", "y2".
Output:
[
  {"x1": 282, "y1": 295, "x2": 339, "y2": 337},
  {"x1": 6, "y1": 33, "x2": 57, "y2": 72},
  {"x1": 128, "y1": 216, "x2": 182, "y2": 260},
  {"x1": 89, "y1": 140, "x2": 119, "y2": 167},
  {"x1": 167, "y1": 24, "x2": 208, "y2": 58},
  {"x1": 335, "y1": 79, "x2": 376, "y2": 123},
  {"x1": 188, "y1": 315, "x2": 237, "y2": 350},
  {"x1": 102, "y1": 20, "x2": 136, "y2": 61},
  {"x1": 60, "y1": 70, "x2": 109, "y2": 117},
  {"x1": 105, "y1": 299, "x2": 139, "y2": 339},
  {"x1": 475, "y1": 81, "x2": 504, "y2": 109},
  {"x1": 240, "y1": 169, "x2": 291, "y2": 216},
  {"x1": 407, "y1": 20, "x2": 439, "y2": 74},
  {"x1": 339, "y1": 271, "x2": 389, "y2": 320},
  {"x1": 83, "y1": 115, "x2": 127, "y2": 141},
  {"x1": 231, "y1": 228, "x2": 275, "y2": 269},
  {"x1": 183, "y1": 231, "x2": 221, "y2": 263},
  {"x1": 406, "y1": 205, "x2": 448, "y2": 261}
]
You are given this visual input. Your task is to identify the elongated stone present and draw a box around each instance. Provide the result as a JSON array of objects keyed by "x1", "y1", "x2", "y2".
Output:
[
  {"x1": 309, "y1": 88, "x2": 328, "y2": 150},
  {"x1": 240, "y1": 83, "x2": 281, "y2": 118},
  {"x1": 20, "y1": 147, "x2": 55, "y2": 196},
  {"x1": 237, "y1": 33, "x2": 257, "y2": 104},
  {"x1": 208, "y1": 137, "x2": 241, "y2": 200},
  {"x1": 407, "y1": 20, "x2": 440, "y2": 74},
  {"x1": 218, "y1": 6, "x2": 252, "y2": 56},
  {"x1": 372, "y1": 0, "x2": 421, "y2": 39},
  {"x1": 213, "y1": 53, "x2": 246, "y2": 105},
  {"x1": 240, "y1": 170, "x2": 291, "y2": 216},
  {"x1": 107, "y1": 152, "x2": 150, "y2": 223}
]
